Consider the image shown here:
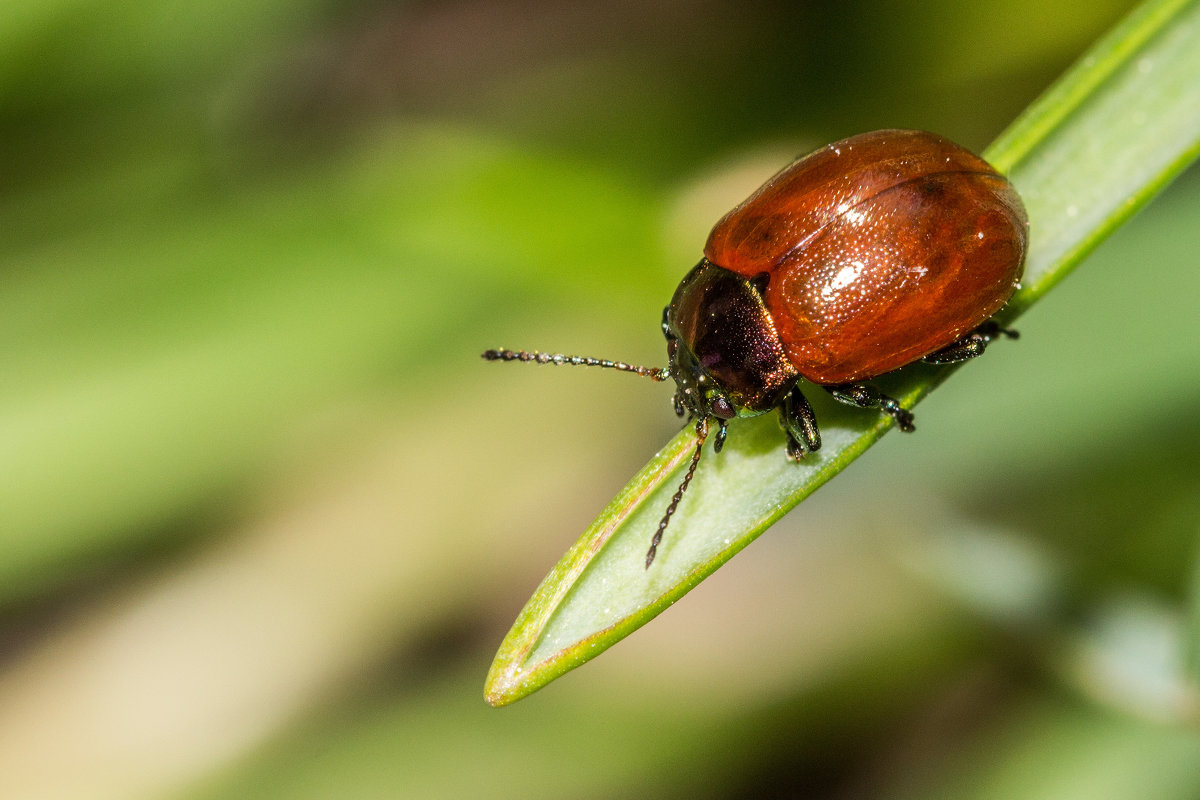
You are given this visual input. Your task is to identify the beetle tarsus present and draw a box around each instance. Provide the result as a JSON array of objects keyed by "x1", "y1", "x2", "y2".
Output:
[
  {"x1": 922, "y1": 320, "x2": 1020, "y2": 365},
  {"x1": 880, "y1": 397, "x2": 916, "y2": 433},
  {"x1": 672, "y1": 392, "x2": 686, "y2": 418},
  {"x1": 780, "y1": 385, "x2": 821, "y2": 457},
  {"x1": 826, "y1": 383, "x2": 915, "y2": 433},
  {"x1": 713, "y1": 419, "x2": 728, "y2": 453}
]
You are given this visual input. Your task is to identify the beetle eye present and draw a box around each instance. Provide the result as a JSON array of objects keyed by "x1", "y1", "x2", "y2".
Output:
[
  {"x1": 667, "y1": 339, "x2": 678, "y2": 358},
  {"x1": 710, "y1": 396, "x2": 735, "y2": 419}
]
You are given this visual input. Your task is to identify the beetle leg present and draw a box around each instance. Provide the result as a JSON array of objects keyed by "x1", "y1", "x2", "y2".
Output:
[
  {"x1": 826, "y1": 383, "x2": 915, "y2": 433},
  {"x1": 672, "y1": 393, "x2": 686, "y2": 418},
  {"x1": 713, "y1": 418, "x2": 729, "y2": 453},
  {"x1": 923, "y1": 321, "x2": 1019, "y2": 365},
  {"x1": 780, "y1": 384, "x2": 821, "y2": 459}
]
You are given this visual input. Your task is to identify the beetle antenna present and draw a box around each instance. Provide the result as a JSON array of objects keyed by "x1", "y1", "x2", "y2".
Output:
[
  {"x1": 482, "y1": 348, "x2": 667, "y2": 381},
  {"x1": 645, "y1": 416, "x2": 709, "y2": 569}
]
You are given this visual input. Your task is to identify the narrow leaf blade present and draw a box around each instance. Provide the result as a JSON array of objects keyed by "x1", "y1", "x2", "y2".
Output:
[{"x1": 486, "y1": 0, "x2": 1200, "y2": 706}]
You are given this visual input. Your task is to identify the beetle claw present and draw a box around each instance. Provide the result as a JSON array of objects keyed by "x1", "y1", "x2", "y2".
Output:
[{"x1": 786, "y1": 437, "x2": 806, "y2": 461}]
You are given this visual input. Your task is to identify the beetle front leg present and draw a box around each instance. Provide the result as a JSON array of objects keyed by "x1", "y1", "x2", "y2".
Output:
[
  {"x1": 826, "y1": 383, "x2": 915, "y2": 433},
  {"x1": 672, "y1": 390, "x2": 687, "y2": 418},
  {"x1": 713, "y1": 418, "x2": 729, "y2": 453},
  {"x1": 780, "y1": 384, "x2": 821, "y2": 460},
  {"x1": 923, "y1": 321, "x2": 1018, "y2": 365}
]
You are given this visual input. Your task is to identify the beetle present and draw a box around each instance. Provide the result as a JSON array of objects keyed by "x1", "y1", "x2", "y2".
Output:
[{"x1": 484, "y1": 130, "x2": 1028, "y2": 568}]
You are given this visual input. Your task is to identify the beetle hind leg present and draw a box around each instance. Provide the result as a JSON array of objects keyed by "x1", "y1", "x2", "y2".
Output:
[
  {"x1": 826, "y1": 383, "x2": 915, "y2": 433},
  {"x1": 923, "y1": 321, "x2": 1018, "y2": 365},
  {"x1": 779, "y1": 384, "x2": 821, "y2": 460}
]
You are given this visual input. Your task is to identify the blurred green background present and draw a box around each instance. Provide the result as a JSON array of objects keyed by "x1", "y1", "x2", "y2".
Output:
[{"x1": 2, "y1": 1, "x2": 1199, "y2": 798}]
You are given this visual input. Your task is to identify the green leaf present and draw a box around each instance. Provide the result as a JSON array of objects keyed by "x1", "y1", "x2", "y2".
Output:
[
  {"x1": 485, "y1": 0, "x2": 1200, "y2": 706},
  {"x1": 1189, "y1": 547, "x2": 1200, "y2": 691}
]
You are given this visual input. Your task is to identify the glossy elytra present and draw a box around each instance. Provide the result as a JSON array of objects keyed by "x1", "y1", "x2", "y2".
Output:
[{"x1": 484, "y1": 130, "x2": 1028, "y2": 568}]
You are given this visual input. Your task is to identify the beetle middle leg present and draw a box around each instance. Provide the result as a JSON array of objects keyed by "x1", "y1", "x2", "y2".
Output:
[
  {"x1": 825, "y1": 383, "x2": 915, "y2": 433},
  {"x1": 780, "y1": 384, "x2": 821, "y2": 460},
  {"x1": 923, "y1": 321, "x2": 1018, "y2": 365}
]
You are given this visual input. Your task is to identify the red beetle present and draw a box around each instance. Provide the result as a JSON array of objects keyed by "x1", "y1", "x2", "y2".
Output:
[{"x1": 486, "y1": 130, "x2": 1028, "y2": 566}]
